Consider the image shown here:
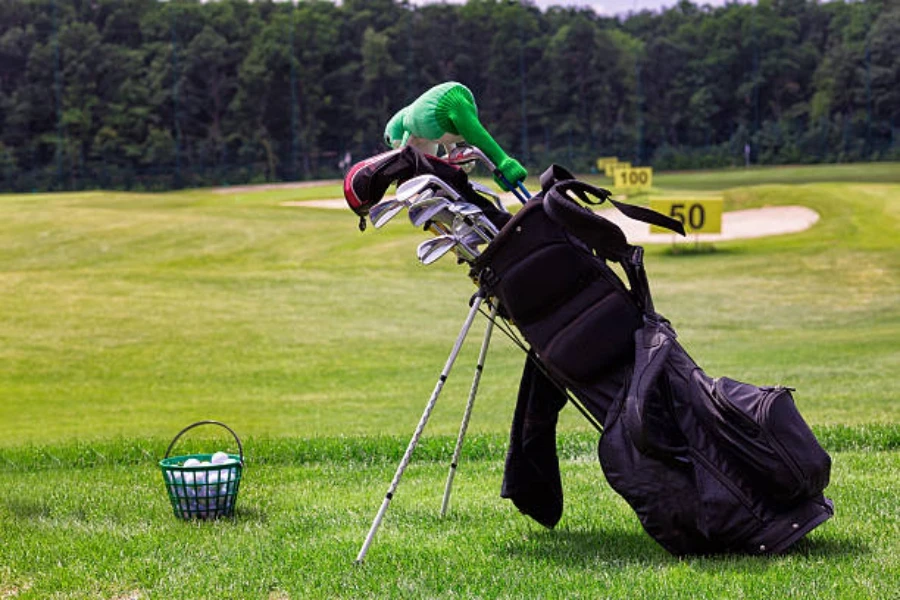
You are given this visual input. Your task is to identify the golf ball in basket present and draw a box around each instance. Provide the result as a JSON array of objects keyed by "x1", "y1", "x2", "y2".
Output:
[
  {"x1": 183, "y1": 458, "x2": 201, "y2": 468},
  {"x1": 211, "y1": 451, "x2": 232, "y2": 465}
]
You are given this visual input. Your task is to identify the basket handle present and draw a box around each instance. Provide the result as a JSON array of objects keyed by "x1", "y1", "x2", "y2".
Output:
[{"x1": 164, "y1": 420, "x2": 244, "y2": 464}]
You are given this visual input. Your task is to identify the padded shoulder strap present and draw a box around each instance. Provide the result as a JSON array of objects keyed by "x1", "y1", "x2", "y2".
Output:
[
  {"x1": 539, "y1": 164, "x2": 575, "y2": 192},
  {"x1": 543, "y1": 179, "x2": 667, "y2": 313},
  {"x1": 543, "y1": 183, "x2": 631, "y2": 261}
]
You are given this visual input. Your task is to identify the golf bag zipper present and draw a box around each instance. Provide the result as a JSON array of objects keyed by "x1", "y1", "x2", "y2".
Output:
[
  {"x1": 759, "y1": 386, "x2": 807, "y2": 488},
  {"x1": 688, "y1": 448, "x2": 762, "y2": 521},
  {"x1": 710, "y1": 381, "x2": 806, "y2": 490}
]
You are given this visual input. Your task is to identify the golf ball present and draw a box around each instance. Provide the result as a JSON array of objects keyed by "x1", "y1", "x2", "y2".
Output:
[
  {"x1": 211, "y1": 452, "x2": 232, "y2": 465},
  {"x1": 183, "y1": 458, "x2": 201, "y2": 468}
]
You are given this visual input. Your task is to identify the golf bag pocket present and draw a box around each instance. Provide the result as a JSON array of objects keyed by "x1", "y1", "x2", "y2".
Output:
[
  {"x1": 606, "y1": 320, "x2": 834, "y2": 555},
  {"x1": 688, "y1": 450, "x2": 764, "y2": 550},
  {"x1": 704, "y1": 376, "x2": 831, "y2": 504}
]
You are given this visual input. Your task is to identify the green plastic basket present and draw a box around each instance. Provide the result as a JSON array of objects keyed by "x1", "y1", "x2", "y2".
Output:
[{"x1": 159, "y1": 420, "x2": 244, "y2": 520}]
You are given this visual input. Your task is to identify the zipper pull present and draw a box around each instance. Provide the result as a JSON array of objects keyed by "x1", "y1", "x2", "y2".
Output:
[{"x1": 762, "y1": 385, "x2": 796, "y2": 392}]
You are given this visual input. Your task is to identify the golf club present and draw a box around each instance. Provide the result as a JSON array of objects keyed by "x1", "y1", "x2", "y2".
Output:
[
  {"x1": 416, "y1": 235, "x2": 458, "y2": 265},
  {"x1": 368, "y1": 199, "x2": 407, "y2": 228},
  {"x1": 447, "y1": 146, "x2": 531, "y2": 203},
  {"x1": 408, "y1": 196, "x2": 454, "y2": 228},
  {"x1": 396, "y1": 175, "x2": 445, "y2": 203},
  {"x1": 470, "y1": 181, "x2": 508, "y2": 213},
  {"x1": 447, "y1": 203, "x2": 496, "y2": 243},
  {"x1": 400, "y1": 174, "x2": 465, "y2": 203}
]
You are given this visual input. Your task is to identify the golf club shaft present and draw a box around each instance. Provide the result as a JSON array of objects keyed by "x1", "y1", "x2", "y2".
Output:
[
  {"x1": 496, "y1": 171, "x2": 530, "y2": 204},
  {"x1": 440, "y1": 302, "x2": 498, "y2": 517},
  {"x1": 470, "y1": 147, "x2": 530, "y2": 203},
  {"x1": 448, "y1": 146, "x2": 530, "y2": 205},
  {"x1": 355, "y1": 294, "x2": 486, "y2": 564}
]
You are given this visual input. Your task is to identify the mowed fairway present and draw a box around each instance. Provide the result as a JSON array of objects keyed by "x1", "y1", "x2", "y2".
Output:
[{"x1": 1, "y1": 163, "x2": 898, "y2": 598}]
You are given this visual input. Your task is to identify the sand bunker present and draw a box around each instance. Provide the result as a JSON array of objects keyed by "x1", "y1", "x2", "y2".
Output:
[
  {"x1": 597, "y1": 205, "x2": 819, "y2": 243},
  {"x1": 284, "y1": 197, "x2": 819, "y2": 243}
]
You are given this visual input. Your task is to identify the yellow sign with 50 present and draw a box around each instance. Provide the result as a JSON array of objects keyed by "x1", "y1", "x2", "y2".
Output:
[{"x1": 649, "y1": 198, "x2": 723, "y2": 234}]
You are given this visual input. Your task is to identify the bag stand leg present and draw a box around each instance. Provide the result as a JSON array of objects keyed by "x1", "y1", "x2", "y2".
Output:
[
  {"x1": 355, "y1": 293, "x2": 485, "y2": 564},
  {"x1": 440, "y1": 301, "x2": 498, "y2": 517}
]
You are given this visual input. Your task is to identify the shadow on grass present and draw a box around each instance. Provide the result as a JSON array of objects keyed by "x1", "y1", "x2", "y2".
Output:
[
  {"x1": 659, "y1": 244, "x2": 744, "y2": 257},
  {"x1": 165, "y1": 505, "x2": 269, "y2": 525},
  {"x1": 503, "y1": 527, "x2": 868, "y2": 568},
  {"x1": 2, "y1": 497, "x2": 270, "y2": 527},
  {"x1": 234, "y1": 506, "x2": 268, "y2": 523},
  {"x1": 785, "y1": 535, "x2": 870, "y2": 557},
  {"x1": 503, "y1": 526, "x2": 669, "y2": 566},
  {"x1": 2, "y1": 498, "x2": 51, "y2": 520}
]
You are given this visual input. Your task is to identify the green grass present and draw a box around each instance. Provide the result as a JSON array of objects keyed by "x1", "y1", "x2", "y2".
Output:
[
  {"x1": 654, "y1": 161, "x2": 900, "y2": 190},
  {"x1": 0, "y1": 162, "x2": 898, "y2": 598},
  {"x1": 0, "y1": 441, "x2": 897, "y2": 599}
]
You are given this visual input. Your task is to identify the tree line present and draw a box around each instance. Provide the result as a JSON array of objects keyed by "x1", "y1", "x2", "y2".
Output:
[{"x1": 0, "y1": 0, "x2": 895, "y2": 192}]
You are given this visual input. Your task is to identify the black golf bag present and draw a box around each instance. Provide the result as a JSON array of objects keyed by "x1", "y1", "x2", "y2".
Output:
[{"x1": 472, "y1": 167, "x2": 834, "y2": 555}]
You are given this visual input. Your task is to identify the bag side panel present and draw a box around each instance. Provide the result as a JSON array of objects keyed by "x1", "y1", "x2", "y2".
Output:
[{"x1": 695, "y1": 376, "x2": 832, "y2": 503}]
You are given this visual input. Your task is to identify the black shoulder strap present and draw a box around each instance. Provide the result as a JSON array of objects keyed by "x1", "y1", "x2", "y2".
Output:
[
  {"x1": 543, "y1": 183, "x2": 630, "y2": 261},
  {"x1": 550, "y1": 179, "x2": 686, "y2": 236},
  {"x1": 539, "y1": 164, "x2": 576, "y2": 192}
]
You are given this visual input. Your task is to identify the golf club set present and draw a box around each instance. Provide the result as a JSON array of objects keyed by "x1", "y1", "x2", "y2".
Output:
[
  {"x1": 366, "y1": 146, "x2": 525, "y2": 266},
  {"x1": 369, "y1": 173, "x2": 499, "y2": 264},
  {"x1": 343, "y1": 146, "x2": 833, "y2": 563}
]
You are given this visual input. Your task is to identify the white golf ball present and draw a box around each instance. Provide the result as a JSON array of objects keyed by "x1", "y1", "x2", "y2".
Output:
[
  {"x1": 183, "y1": 458, "x2": 201, "y2": 468},
  {"x1": 211, "y1": 452, "x2": 231, "y2": 465}
]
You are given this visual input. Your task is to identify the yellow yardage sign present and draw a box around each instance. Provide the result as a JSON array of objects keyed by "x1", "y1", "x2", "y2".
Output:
[
  {"x1": 604, "y1": 160, "x2": 629, "y2": 177},
  {"x1": 649, "y1": 197, "x2": 723, "y2": 234},
  {"x1": 613, "y1": 166, "x2": 651, "y2": 191},
  {"x1": 596, "y1": 156, "x2": 618, "y2": 172}
]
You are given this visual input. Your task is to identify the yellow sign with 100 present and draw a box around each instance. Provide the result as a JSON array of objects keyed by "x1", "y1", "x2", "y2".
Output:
[{"x1": 613, "y1": 166, "x2": 651, "y2": 191}]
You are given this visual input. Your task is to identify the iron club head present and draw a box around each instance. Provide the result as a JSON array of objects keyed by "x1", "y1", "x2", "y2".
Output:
[
  {"x1": 408, "y1": 196, "x2": 454, "y2": 228},
  {"x1": 416, "y1": 235, "x2": 458, "y2": 265},
  {"x1": 368, "y1": 199, "x2": 406, "y2": 228},
  {"x1": 397, "y1": 174, "x2": 462, "y2": 203}
]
